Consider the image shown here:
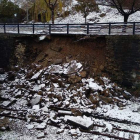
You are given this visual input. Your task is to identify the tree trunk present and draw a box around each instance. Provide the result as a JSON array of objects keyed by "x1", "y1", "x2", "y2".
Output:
[
  {"x1": 26, "y1": 9, "x2": 29, "y2": 22},
  {"x1": 85, "y1": 16, "x2": 87, "y2": 24},
  {"x1": 32, "y1": 3, "x2": 35, "y2": 21},
  {"x1": 124, "y1": 14, "x2": 129, "y2": 23},
  {"x1": 35, "y1": 12, "x2": 38, "y2": 22},
  {"x1": 122, "y1": 14, "x2": 129, "y2": 32},
  {"x1": 52, "y1": 10, "x2": 55, "y2": 24}
]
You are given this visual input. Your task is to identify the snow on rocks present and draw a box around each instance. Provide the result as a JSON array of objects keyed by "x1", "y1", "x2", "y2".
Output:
[
  {"x1": 32, "y1": 105, "x2": 40, "y2": 111},
  {"x1": 83, "y1": 78, "x2": 103, "y2": 91},
  {"x1": 37, "y1": 132, "x2": 45, "y2": 139},
  {"x1": 2, "y1": 98, "x2": 16, "y2": 107},
  {"x1": 31, "y1": 70, "x2": 43, "y2": 80},
  {"x1": 0, "y1": 73, "x2": 7, "y2": 83},
  {"x1": 56, "y1": 128, "x2": 64, "y2": 134},
  {"x1": 35, "y1": 123, "x2": 46, "y2": 130},
  {"x1": 26, "y1": 124, "x2": 34, "y2": 130},
  {"x1": 123, "y1": 90, "x2": 132, "y2": 100},
  {"x1": 104, "y1": 122, "x2": 113, "y2": 133},
  {"x1": 2, "y1": 101, "x2": 12, "y2": 107},
  {"x1": 69, "y1": 128, "x2": 81, "y2": 136},
  {"x1": 39, "y1": 35, "x2": 47, "y2": 41},
  {"x1": 30, "y1": 95, "x2": 42, "y2": 107},
  {"x1": 65, "y1": 115, "x2": 93, "y2": 130},
  {"x1": 58, "y1": 110, "x2": 72, "y2": 115},
  {"x1": 32, "y1": 84, "x2": 45, "y2": 92},
  {"x1": 0, "y1": 59, "x2": 139, "y2": 140}
]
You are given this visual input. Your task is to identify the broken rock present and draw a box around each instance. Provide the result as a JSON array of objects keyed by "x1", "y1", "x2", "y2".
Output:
[
  {"x1": 37, "y1": 132, "x2": 45, "y2": 139},
  {"x1": 50, "y1": 46, "x2": 62, "y2": 52},
  {"x1": 99, "y1": 95, "x2": 113, "y2": 103},
  {"x1": 0, "y1": 90, "x2": 6, "y2": 97},
  {"x1": 35, "y1": 123, "x2": 46, "y2": 130},
  {"x1": 79, "y1": 71, "x2": 87, "y2": 78},
  {"x1": 71, "y1": 109, "x2": 83, "y2": 116},
  {"x1": 2, "y1": 98, "x2": 16, "y2": 107},
  {"x1": 53, "y1": 59, "x2": 63, "y2": 65},
  {"x1": 31, "y1": 70, "x2": 43, "y2": 80},
  {"x1": 68, "y1": 74, "x2": 81, "y2": 84},
  {"x1": 30, "y1": 95, "x2": 41, "y2": 106},
  {"x1": 89, "y1": 94, "x2": 99, "y2": 105},
  {"x1": 65, "y1": 115, "x2": 93, "y2": 130},
  {"x1": 122, "y1": 91, "x2": 132, "y2": 100},
  {"x1": 58, "y1": 110, "x2": 72, "y2": 115},
  {"x1": 57, "y1": 129, "x2": 64, "y2": 134}
]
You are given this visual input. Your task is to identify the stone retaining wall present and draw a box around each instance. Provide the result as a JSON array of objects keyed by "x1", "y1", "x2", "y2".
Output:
[
  {"x1": 105, "y1": 36, "x2": 140, "y2": 91},
  {"x1": 0, "y1": 36, "x2": 14, "y2": 68}
]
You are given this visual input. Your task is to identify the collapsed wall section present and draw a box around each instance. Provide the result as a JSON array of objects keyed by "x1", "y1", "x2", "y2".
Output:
[{"x1": 1, "y1": 35, "x2": 140, "y2": 94}]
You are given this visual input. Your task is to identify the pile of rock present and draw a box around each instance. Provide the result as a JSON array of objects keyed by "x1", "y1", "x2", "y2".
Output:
[{"x1": 0, "y1": 60, "x2": 132, "y2": 137}]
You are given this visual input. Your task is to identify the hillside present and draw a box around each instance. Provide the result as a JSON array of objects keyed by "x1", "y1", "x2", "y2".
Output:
[
  {"x1": 55, "y1": 1, "x2": 140, "y2": 24},
  {"x1": 10, "y1": 0, "x2": 140, "y2": 24}
]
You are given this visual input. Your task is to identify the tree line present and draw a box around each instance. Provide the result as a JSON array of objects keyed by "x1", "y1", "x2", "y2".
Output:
[{"x1": 0, "y1": 0, "x2": 140, "y2": 23}]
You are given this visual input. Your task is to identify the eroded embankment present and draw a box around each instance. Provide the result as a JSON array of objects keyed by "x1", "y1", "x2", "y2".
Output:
[
  {"x1": 1, "y1": 35, "x2": 140, "y2": 94},
  {"x1": 1, "y1": 35, "x2": 140, "y2": 140}
]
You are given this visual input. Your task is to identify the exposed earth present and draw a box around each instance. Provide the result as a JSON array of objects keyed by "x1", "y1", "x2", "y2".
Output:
[{"x1": 0, "y1": 35, "x2": 140, "y2": 140}]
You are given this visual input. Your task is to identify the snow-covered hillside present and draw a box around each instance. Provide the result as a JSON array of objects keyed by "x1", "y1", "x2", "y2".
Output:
[{"x1": 55, "y1": 4, "x2": 140, "y2": 24}]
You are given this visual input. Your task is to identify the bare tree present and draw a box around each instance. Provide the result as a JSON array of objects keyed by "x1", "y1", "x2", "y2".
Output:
[
  {"x1": 109, "y1": 0, "x2": 140, "y2": 22},
  {"x1": 75, "y1": 0, "x2": 98, "y2": 23},
  {"x1": 14, "y1": 0, "x2": 35, "y2": 22},
  {"x1": 44, "y1": 0, "x2": 58, "y2": 24}
]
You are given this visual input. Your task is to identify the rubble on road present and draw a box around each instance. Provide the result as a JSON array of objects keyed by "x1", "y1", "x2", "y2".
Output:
[{"x1": 0, "y1": 60, "x2": 140, "y2": 140}]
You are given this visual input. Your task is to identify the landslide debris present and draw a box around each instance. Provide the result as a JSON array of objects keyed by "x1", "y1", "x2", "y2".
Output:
[{"x1": 0, "y1": 60, "x2": 132, "y2": 139}]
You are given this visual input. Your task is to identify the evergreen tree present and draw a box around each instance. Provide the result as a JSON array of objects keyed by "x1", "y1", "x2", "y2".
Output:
[{"x1": 0, "y1": 0, "x2": 23, "y2": 23}]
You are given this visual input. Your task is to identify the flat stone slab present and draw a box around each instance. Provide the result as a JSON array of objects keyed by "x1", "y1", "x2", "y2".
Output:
[
  {"x1": 58, "y1": 110, "x2": 72, "y2": 115},
  {"x1": 31, "y1": 70, "x2": 43, "y2": 80},
  {"x1": 65, "y1": 115, "x2": 93, "y2": 130},
  {"x1": 2, "y1": 101, "x2": 12, "y2": 107},
  {"x1": 35, "y1": 123, "x2": 46, "y2": 130},
  {"x1": 37, "y1": 132, "x2": 45, "y2": 139}
]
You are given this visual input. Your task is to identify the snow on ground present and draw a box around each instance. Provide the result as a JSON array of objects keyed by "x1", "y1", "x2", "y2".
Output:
[
  {"x1": 55, "y1": 5, "x2": 140, "y2": 24},
  {"x1": 0, "y1": 60, "x2": 140, "y2": 139},
  {"x1": 10, "y1": 0, "x2": 140, "y2": 24},
  {"x1": 96, "y1": 101, "x2": 140, "y2": 124}
]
